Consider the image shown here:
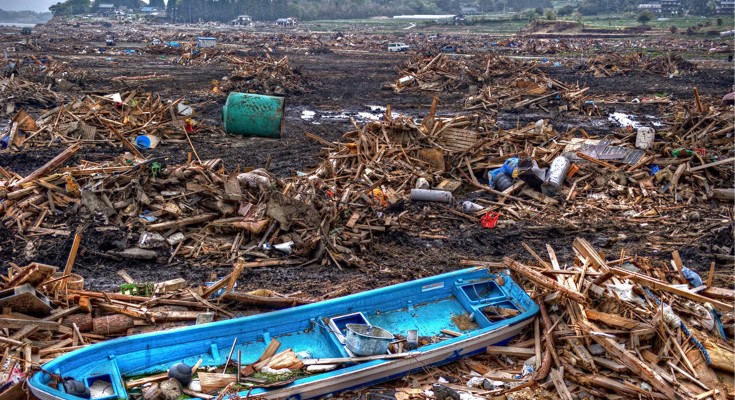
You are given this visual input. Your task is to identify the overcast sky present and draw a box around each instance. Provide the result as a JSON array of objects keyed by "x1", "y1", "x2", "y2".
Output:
[{"x1": 0, "y1": 0, "x2": 58, "y2": 12}]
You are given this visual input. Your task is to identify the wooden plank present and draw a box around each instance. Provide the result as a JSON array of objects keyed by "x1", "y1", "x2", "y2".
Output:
[
  {"x1": 501, "y1": 258, "x2": 587, "y2": 304},
  {"x1": 486, "y1": 346, "x2": 535, "y2": 357},
  {"x1": 550, "y1": 367, "x2": 573, "y2": 400},
  {"x1": 117, "y1": 270, "x2": 135, "y2": 284},
  {"x1": 689, "y1": 157, "x2": 735, "y2": 172},
  {"x1": 592, "y1": 356, "x2": 628, "y2": 372},
  {"x1": 301, "y1": 352, "x2": 412, "y2": 366},
  {"x1": 146, "y1": 213, "x2": 218, "y2": 232},
  {"x1": 705, "y1": 262, "x2": 715, "y2": 287},
  {"x1": 609, "y1": 267, "x2": 734, "y2": 312},
  {"x1": 0, "y1": 318, "x2": 60, "y2": 331},
  {"x1": 126, "y1": 372, "x2": 168, "y2": 389},
  {"x1": 671, "y1": 250, "x2": 687, "y2": 284},
  {"x1": 585, "y1": 310, "x2": 648, "y2": 330},
  {"x1": 62, "y1": 233, "x2": 83, "y2": 290},
  {"x1": 702, "y1": 287, "x2": 735, "y2": 301}
]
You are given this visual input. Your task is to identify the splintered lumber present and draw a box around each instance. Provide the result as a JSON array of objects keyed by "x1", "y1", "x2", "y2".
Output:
[
  {"x1": 253, "y1": 348, "x2": 303, "y2": 371},
  {"x1": 259, "y1": 339, "x2": 282, "y2": 360},
  {"x1": 609, "y1": 267, "x2": 734, "y2": 312},
  {"x1": 502, "y1": 257, "x2": 587, "y2": 304},
  {"x1": 126, "y1": 372, "x2": 169, "y2": 389},
  {"x1": 11, "y1": 143, "x2": 81, "y2": 190},
  {"x1": 585, "y1": 310, "x2": 649, "y2": 330},
  {"x1": 222, "y1": 290, "x2": 312, "y2": 309},
  {"x1": 578, "y1": 321, "x2": 691, "y2": 400},
  {"x1": 573, "y1": 237, "x2": 611, "y2": 272},
  {"x1": 146, "y1": 214, "x2": 219, "y2": 232},
  {"x1": 241, "y1": 338, "x2": 281, "y2": 376},
  {"x1": 703, "y1": 340, "x2": 734, "y2": 373},
  {"x1": 196, "y1": 372, "x2": 237, "y2": 393},
  {"x1": 566, "y1": 365, "x2": 669, "y2": 399},
  {"x1": 61, "y1": 233, "x2": 83, "y2": 291},
  {"x1": 549, "y1": 368, "x2": 573, "y2": 400}
]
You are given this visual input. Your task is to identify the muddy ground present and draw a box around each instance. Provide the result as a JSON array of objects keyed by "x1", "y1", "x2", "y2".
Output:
[{"x1": 1, "y1": 24, "x2": 733, "y2": 297}]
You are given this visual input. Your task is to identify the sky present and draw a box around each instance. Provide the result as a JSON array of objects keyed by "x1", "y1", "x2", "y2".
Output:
[{"x1": 0, "y1": 0, "x2": 58, "y2": 12}]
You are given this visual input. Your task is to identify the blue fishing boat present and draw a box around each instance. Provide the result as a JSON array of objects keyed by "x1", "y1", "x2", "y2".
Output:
[{"x1": 28, "y1": 267, "x2": 538, "y2": 400}]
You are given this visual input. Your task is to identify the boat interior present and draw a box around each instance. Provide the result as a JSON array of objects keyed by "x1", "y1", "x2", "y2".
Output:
[{"x1": 37, "y1": 270, "x2": 535, "y2": 400}]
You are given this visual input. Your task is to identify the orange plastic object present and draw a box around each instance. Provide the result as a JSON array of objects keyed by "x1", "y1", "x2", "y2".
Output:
[{"x1": 481, "y1": 212, "x2": 500, "y2": 228}]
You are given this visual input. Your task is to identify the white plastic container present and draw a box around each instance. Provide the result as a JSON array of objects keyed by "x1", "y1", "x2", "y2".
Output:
[
  {"x1": 635, "y1": 127, "x2": 655, "y2": 150},
  {"x1": 410, "y1": 189, "x2": 452, "y2": 203}
]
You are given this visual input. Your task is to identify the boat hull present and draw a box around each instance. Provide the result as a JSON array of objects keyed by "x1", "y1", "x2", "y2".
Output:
[{"x1": 28, "y1": 267, "x2": 538, "y2": 400}]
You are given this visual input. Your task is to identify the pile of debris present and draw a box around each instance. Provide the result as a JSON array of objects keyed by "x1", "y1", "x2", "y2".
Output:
[
  {"x1": 581, "y1": 52, "x2": 697, "y2": 77},
  {"x1": 391, "y1": 53, "x2": 474, "y2": 93},
  {"x1": 1, "y1": 91, "x2": 199, "y2": 151},
  {"x1": 216, "y1": 55, "x2": 307, "y2": 96},
  {"x1": 0, "y1": 77, "x2": 63, "y2": 118},
  {"x1": 0, "y1": 150, "x2": 308, "y2": 266},
  {"x1": 465, "y1": 71, "x2": 590, "y2": 115},
  {"x1": 0, "y1": 257, "x2": 313, "y2": 391},
  {"x1": 2, "y1": 96, "x2": 733, "y2": 268},
  {"x1": 452, "y1": 238, "x2": 734, "y2": 400},
  {"x1": 0, "y1": 239, "x2": 731, "y2": 400}
]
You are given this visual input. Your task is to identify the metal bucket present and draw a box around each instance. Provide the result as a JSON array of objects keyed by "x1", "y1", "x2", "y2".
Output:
[
  {"x1": 344, "y1": 324, "x2": 394, "y2": 356},
  {"x1": 222, "y1": 92, "x2": 285, "y2": 138}
]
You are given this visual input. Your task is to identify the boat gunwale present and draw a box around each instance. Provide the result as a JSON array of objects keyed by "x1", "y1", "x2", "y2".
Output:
[{"x1": 28, "y1": 266, "x2": 538, "y2": 400}]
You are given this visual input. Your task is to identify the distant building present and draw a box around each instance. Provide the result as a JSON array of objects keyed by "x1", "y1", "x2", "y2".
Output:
[
  {"x1": 638, "y1": 3, "x2": 662, "y2": 12},
  {"x1": 97, "y1": 4, "x2": 115, "y2": 16},
  {"x1": 232, "y1": 15, "x2": 252, "y2": 26},
  {"x1": 460, "y1": 6, "x2": 479, "y2": 15},
  {"x1": 196, "y1": 37, "x2": 217, "y2": 48},
  {"x1": 715, "y1": 0, "x2": 735, "y2": 13},
  {"x1": 140, "y1": 6, "x2": 158, "y2": 13},
  {"x1": 275, "y1": 17, "x2": 296, "y2": 26},
  {"x1": 659, "y1": 0, "x2": 681, "y2": 14}
]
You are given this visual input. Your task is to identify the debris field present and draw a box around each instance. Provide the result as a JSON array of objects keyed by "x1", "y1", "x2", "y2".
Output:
[{"x1": 0, "y1": 18, "x2": 733, "y2": 400}]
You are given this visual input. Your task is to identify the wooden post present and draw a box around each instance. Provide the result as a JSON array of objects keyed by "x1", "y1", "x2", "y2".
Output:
[
  {"x1": 693, "y1": 87, "x2": 704, "y2": 114},
  {"x1": 62, "y1": 233, "x2": 83, "y2": 291}
]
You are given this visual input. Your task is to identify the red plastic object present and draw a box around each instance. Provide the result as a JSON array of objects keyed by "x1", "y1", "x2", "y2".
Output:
[{"x1": 481, "y1": 212, "x2": 500, "y2": 228}]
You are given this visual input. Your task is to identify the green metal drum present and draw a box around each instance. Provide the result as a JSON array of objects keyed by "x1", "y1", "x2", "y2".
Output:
[{"x1": 222, "y1": 92, "x2": 285, "y2": 138}]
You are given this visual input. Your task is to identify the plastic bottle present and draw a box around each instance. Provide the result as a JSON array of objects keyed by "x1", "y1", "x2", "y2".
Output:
[
  {"x1": 671, "y1": 148, "x2": 694, "y2": 158},
  {"x1": 460, "y1": 201, "x2": 484, "y2": 213}
]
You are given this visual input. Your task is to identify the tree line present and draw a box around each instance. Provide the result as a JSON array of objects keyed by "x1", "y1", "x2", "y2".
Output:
[
  {"x1": 48, "y1": 0, "x2": 719, "y2": 21},
  {"x1": 0, "y1": 9, "x2": 52, "y2": 23}
]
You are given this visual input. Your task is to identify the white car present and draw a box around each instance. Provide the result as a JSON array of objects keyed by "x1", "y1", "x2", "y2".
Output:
[{"x1": 388, "y1": 43, "x2": 409, "y2": 52}]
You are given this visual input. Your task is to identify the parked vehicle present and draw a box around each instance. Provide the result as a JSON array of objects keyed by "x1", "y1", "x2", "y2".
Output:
[
  {"x1": 28, "y1": 267, "x2": 537, "y2": 400},
  {"x1": 387, "y1": 42, "x2": 409, "y2": 52}
]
